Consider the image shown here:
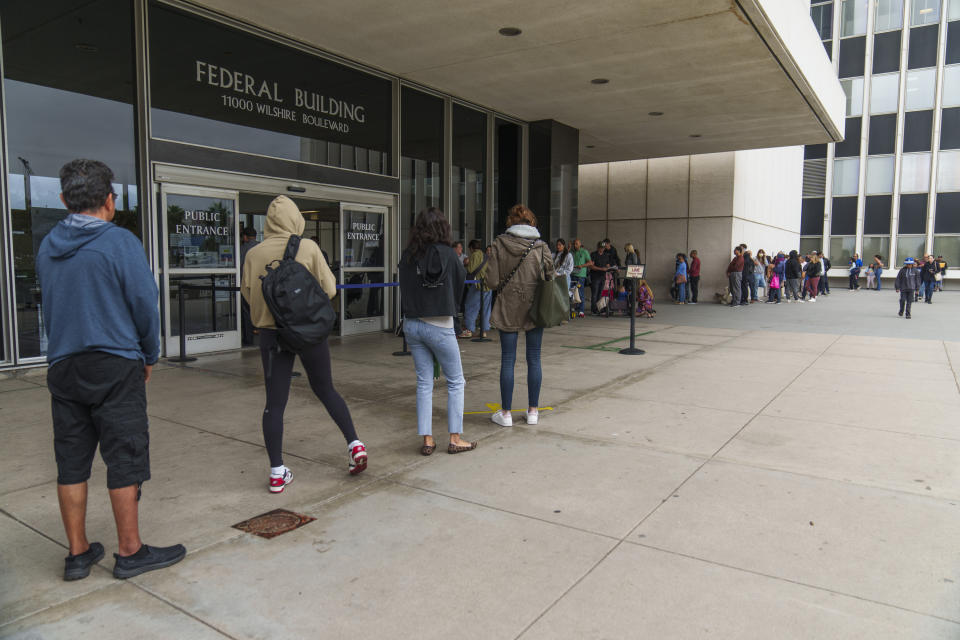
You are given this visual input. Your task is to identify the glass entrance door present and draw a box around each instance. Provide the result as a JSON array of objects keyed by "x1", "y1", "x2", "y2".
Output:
[
  {"x1": 161, "y1": 184, "x2": 240, "y2": 356},
  {"x1": 340, "y1": 202, "x2": 388, "y2": 335}
]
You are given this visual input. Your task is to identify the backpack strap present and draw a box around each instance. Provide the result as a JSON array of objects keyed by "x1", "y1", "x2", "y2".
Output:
[
  {"x1": 496, "y1": 241, "x2": 537, "y2": 294},
  {"x1": 283, "y1": 235, "x2": 301, "y2": 261}
]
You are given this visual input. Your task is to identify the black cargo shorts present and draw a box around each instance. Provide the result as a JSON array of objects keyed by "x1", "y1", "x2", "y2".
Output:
[{"x1": 47, "y1": 352, "x2": 150, "y2": 490}]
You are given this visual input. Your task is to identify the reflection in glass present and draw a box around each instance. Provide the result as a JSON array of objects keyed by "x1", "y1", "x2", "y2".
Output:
[
  {"x1": 829, "y1": 236, "x2": 857, "y2": 266},
  {"x1": 862, "y1": 236, "x2": 891, "y2": 264},
  {"x1": 841, "y1": 78, "x2": 864, "y2": 116},
  {"x1": 2, "y1": 0, "x2": 139, "y2": 359},
  {"x1": 943, "y1": 66, "x2": 960, "y2": 107},
  {"x1": 811, "y1": 3, "x2": 834, "y2": 40},
  {"x1": 911, "y1": 0, "x2": 941, "y2": 25},
  {"x1": 897, "y1": 235, "x2": 927, "y2": 263},
  {"x1": 866, "y1": 156, "x2": 896, "y2": 194},
  {"x1": 400, "y1": 88, "x2": 443, "y2": 252},
  {"x1": 875, "y1": 0, "x2": 904, "y2": 31},
  {"x1": 901, "y1": 153, "x2": 932, "y2": 192},
  {"x1": 870, "y1": 73, "x2": 900, "y2": 113},
  {"x1": 167, "y1": 195, "x2": 235, "y2": 268},
  {"x1": 341, "y1": 272, "x2": 384, "y2": 320},
  {"x1": 495, "y1": 119, "x2": 522, "y2": 236},
  {"x1": 905, "y1": 68, "x2": 937, "y2": 110},
  {"x1": 841, "y1": 0, "x2": 869, "y2": 36},
  {"x1": 452, "y1": 105, "x2": 487, "y2": 245},
  {"x1": 800, "y1": 236, "x2": 823, "y2": 257},
  {"x1": 933, "y1": 236, "x2": 960, "y2": 265},
  {"x1": 833, "y1": 158, "x2": 861, "y2": 195},
  {"x1": 169, "y1": 275, "x2": 238, "y2": 336}
]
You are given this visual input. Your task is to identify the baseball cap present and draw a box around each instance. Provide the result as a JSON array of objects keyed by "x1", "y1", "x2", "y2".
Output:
[{"x1": 904, "y1": 257, "x2": 915, "y2": 265}]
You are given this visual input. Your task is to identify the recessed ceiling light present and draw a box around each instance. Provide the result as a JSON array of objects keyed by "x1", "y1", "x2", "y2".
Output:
[
  {"x1": 498, "y1": 27, "x2": 522, "y2": 36},
  {"x1": 73, "y1": 43, "x2": 98, "y2": 52},
  {"x1": 590, "y1": 78, "x2": 609, "y2": 85},
  {"x1": 690, "y1": 134, "x2": 702, "y2": 138},
  {"x1": 648, "y1": 111, "x2": 664, "y2": 116}
]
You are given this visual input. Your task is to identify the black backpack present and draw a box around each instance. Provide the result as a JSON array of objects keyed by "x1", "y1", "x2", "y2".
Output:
[{"x1": 260, "y1": 235, "x2": 336, "y2": 352}]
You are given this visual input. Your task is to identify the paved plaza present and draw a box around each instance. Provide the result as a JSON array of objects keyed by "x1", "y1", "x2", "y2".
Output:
[{"x1": 2, "y1": 286, "x2": 960, "y2": 639}]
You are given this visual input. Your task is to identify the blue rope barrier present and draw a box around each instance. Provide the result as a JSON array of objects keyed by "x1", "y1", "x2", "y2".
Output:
[{"x1": 337, "y1": 280, "x2": 480, "y2": 290}]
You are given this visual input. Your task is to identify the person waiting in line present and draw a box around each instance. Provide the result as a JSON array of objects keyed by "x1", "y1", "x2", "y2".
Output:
[
  {"x1": 554, "y1": 238, "x2": 574, "y2": 294},
  {"x1": 818, "y1": 252, "x2": 832, "y2": 296},
  {"x1": 784, "y1": 250, "x2": 802, "y2": 302},
  {"x1": 871, "y1": 254, "x2": 884, "y2": 290},
  {"x1": 755, "y1": 249, "x2": 767, "y2": 298},
  {"x1": 463, "y1": 239, "x2": 492, "y2": 339},
  {"x1": 241, "y1": 196, "x2": 367, "y2": 493},
  {"x1": 239, "y1": 227, "x2": 259, "y2": 346},
  {"x1": 623, "y1": 242, "x2": 640, "y2": 305},
  {"x1": 765, "y1": 261, "x2": 781, "y2": 304},
  {"x1": 936, "y1": 255, "x2": 948, "y2": 291},
  {"x1": 848, "y1": 256, "x2": 861, "y2": 290},
  {"x1": 688, "y1": 249, "x2": 701, "y2": 304},
  {"x1": 896, "y1": 257, "x2": 920, "y2": 318},
  {"x1": 805, "y1": 253, "x2": 822, "y2": 302},
  {"x1": 453, "y1": 241, "x2": 471, "y2": 338},
  {"x1": 920, "y1": 254, "x2": 939, "y2": 303},
  {"x1": 570, "y1": 238, "x2": 592, "y2": 318},
  {"x1": 589, "y1": 240, "x2": 615, "y2": 314},
  {"x1": 637, "y1": 279, "x2": 656, "y2": 318},
  {"x1": 398, "y1": 208, "x2": 475, "y2": 455},
  {"x1": 742, "y1": 250, "x2": 758, "y2": 303},
  {"x1": 485, "y1": 204, "x2": 555, "y2": 428},
  {"x1": 726, "y1": 246, "x2": 745, "y2": 307},
  {"x1": 674, "y1": 252, "x2": 688, "y2": 304}
]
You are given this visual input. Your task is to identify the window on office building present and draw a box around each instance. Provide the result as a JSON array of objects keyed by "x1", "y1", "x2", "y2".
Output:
[
  {"x1": 866, "y1": 156, "x2": 896, "y2": 194},
  {"x1": 900, "y1": 193, "x2": 929, "y2": 233},
  {"x1": 801, "y1": 237, "x2": 824, "y2": 256},
  {"x1": 870, "y1": 73, "x2": 900, "y2": 113},
  {"x1": 903, "y1": 110, "x2": 934, "y2": 151},
  {"x1": 873, "y1": 31, "x2": 903, "y2": 73},
  {"x1": 906, "y1": 68, "x2": 937, "y2": 110},
  {"x1": 842, "y1": 78, "x2": 865, "y2": 116},
  {"x1": 811, "y1": 2, "x2": 834, "y2": 40},
  {"x1": 950, "y1": 0, "x2": 960, "y2": 20},
  {"x1": 841, "y1": 0, "x2": 870, "y2": 36},
  {"x1": 451, "y1": 104, "x2": 487, "y2": 245},
  {"x1": 942, "y1": 108, "x2": 960, "y2": 148},
  {"x1": 934, "y1": 193, "x2": 960, "y2": 232},
  {"x1": 836, "y1": 117, "x2": 863, "y2": 157},
  {"x1": 863, "y1": 236, "x2": 891, "y2": 264},
  {"x1": 909, "y1": 25, "x2": 940, "y2": 69},
  {"x1": 911, "y1": 0, "x2": 941, "y2": 25},
  {"x1": 865, "y1": 195, "x2": 894, "y2": 233},
  {"x1": 869, "y1": 114, "x2": 898, "y2": 155},
  {"x1": 876, "y1": 0, "x2": 905, "y2": 31},
  {"x1": 803, "y1": 159, "x2": 828, "y2": 197},
  {"x1": 830, "y1": 236, "x2": 857, "y2": 265},
  {"x1": 897, "y1": 235, "x2": 927, "y2": 261},
  {"x1": 932, "y1": 235, "x2": 960, "y2": 266},
  {"x1": 801, "y1": 198, "x2": 826, "y2": 235},
  {"x1": 939, "y1": 150, "x2": 960, "y2": 189},
  {"x1": 400, "y1": 87, "x2": 444, "y2": 251},
  {"x1": 840, "y1": 37, "x2": 868, "y2": 77},
  {"x1": 832, "y1": 197, "x2": 859, "y2": 234},
  {"x1": 949, "y1": 22, "x2": 960, "y2": 64},
  {"x1": 833, "y1": 158, "x2": 861, "y2": 195},
  {"x1": 944, "y1": 66, "x2": 960, "y2": 106},
  {"x1": 901, "y1": 152, "x2": 932, "y2": 191}
]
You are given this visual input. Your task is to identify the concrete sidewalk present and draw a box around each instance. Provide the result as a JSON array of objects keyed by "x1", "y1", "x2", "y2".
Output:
[{"x1": 2, "y1": 289, "x2": 959, "y2": 638}]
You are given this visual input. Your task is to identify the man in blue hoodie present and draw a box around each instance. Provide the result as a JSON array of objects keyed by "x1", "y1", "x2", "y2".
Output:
[{"x1": 36, "y1": 159, "x2": 185, "y2": 581}]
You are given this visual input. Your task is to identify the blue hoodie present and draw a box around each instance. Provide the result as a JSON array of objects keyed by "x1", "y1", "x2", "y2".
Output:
[{"x1": 36, "y1": 214, "x2": 160, "y2": 365}]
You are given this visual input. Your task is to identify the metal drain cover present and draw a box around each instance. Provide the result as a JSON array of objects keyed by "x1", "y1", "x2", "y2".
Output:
[{"x1": 232, "y1": 508, "x2": 315, "y2": 539}]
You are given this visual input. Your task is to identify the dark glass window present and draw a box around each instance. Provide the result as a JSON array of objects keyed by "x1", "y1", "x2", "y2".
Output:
[
  {"x1": 903, "y1": 110, "x2": 934, "y2": 152},
  {"x1": 899, "y1": 194, "x2": 929, "y2": 234},
  {"x1": 831, "y1": 197, "x2": 858, "y2": 235},
  {"x1": 805, "y1": 144, "x2": 828, "y2": 160},
  {"x1": 947, "y1": 21, "x2": 960, "y2": 65},
  {"x1": 835, "y1": 117, "x2": 862, "y2": 157},
  {"x1": 824, "y1": 40, "x2": 833, "y2": 59},
  {"x1": 495, "y1": 119, "x2": 522, "y2": 236},
  {"x1": 2, "y1": 0, "x2": 139, "y2": 360},
  {"x1": 400, "y1": 87, "x2": 444, "y2": 251},
  {"x1": 452, "y1": 104, "x2": 487, "y2": 245},
  {"x1": 801, "y1": 198, "x2": 825, "y2": 235},
  {"x1": 811, "y1": 3, "x2": 834, "y2": 40},
  {"x1": 864, "y1": 195, "x2": 893, "y2": 234},
  {"x1": 868, "y1": 114, "x2": 897, "y2": 155},
  {"x1": 943, "y1": 108, "x2": 960, "y2": 149},
  {"x1": 909, "y1": 25, "x2": 939, "y2": 69},
  {"x1": 935, "y1": 193, "x2": 960, "y2": 233},
  {"x1": 148, "y1": 4, "x2": 392, "y2": 175},
  {"x1": 873, "y1": 31, "x2": 902, "y2": 74},
  {"x1": 839, "y1": 36, "x2": 867, "y2": 78}
]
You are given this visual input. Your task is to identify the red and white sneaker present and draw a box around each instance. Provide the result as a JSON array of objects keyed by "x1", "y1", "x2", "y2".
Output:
[
  {"x1": 268, "y1": 468, "x2": 293, "y2": 494},
  {"x1": 348, "y1": 441, "x2": 368, "y2": 475}
]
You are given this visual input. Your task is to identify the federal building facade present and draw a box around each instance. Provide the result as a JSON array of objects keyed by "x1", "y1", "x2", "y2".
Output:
[{"x1": 0, "y1": 0, "x2": 843, "y2": 369}]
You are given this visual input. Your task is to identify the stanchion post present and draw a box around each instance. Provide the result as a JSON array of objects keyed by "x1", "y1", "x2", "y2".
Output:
[
  {"x1": 619, "y1": 271, "x2": 645, "y2": 356},
  {"x1": 169, "y1": 282, "x2": 197, "y2": 363}
]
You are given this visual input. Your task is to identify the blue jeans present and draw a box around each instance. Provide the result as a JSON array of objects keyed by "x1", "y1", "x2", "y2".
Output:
[
  {"x1": 875, "y1": 268, "x2": 882, "y2": 289},
  {"x1": 572, "y1": 275, "x2": 586, "y2": 313},
  {"x1": 924, "y1": 280, "x2": 936, "y2": 301},
  {"x1": 748, "y1": 275, "x2": 759, "y2": 300},
  {"x1": 676, "y1": 282, "x2": 686, "y2": 302},
  {"x1": 403, "y1": 318, "x2": 465, "y2": 436},
  {"x1": 499, "y1": 327, "x2": 543, "y2": 411},
  {"x1": 464, "y1": 287, "x2": 492, "y2": 333}
]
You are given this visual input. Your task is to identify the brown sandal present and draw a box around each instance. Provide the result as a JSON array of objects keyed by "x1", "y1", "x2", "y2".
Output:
[
  {"x1": 447, "y1": 441, "x2": 477, "y2": 454},
  {"x1": 420, "y1": 442, "x2": 437, "y2": 456}
]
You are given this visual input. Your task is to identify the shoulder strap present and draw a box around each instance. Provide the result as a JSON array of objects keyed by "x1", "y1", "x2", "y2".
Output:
[
  {"x1": 467, "y1": 253, "x2": 489, "y2": 278},
  {"x1": 496, "y1": 240, "x2": 537, "y2": 294},
  {"x1": 283, "y1": 235, "x2": 301, "y2": 261}
]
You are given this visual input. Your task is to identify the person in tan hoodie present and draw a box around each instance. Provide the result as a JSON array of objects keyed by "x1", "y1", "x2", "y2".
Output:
[
  {"x1": 483, "y1": 204, "x2": 556, "y2": 428},
  {"x1": 241, "y1": 195, "x2": 366, "y2": 493}
]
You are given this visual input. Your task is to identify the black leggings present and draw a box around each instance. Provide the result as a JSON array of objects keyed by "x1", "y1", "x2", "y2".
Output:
[{"x1": 259, "y1": 329, "x2": 357, "y2": 467}]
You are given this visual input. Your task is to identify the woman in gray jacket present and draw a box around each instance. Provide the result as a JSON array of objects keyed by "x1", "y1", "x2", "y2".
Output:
[{"x1": 484, "y1": 204, "x2": 556, "y2": 428}]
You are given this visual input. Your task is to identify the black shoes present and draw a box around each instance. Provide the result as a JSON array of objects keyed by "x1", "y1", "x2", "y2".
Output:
[
  {"x1": 64, "y1": 542, "x2": 104, "y2": 581},
  {"x1": 113, "y1": 544, "x2": 187, "y2": 579},
  {"x1": 898, "y1": 311, "x2": 903, "y2": 317}
]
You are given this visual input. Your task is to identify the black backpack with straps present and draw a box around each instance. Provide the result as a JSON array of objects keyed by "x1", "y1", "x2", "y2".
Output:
[{"x1": 260, "y1": 235, "x2": 336, "y2": 352}]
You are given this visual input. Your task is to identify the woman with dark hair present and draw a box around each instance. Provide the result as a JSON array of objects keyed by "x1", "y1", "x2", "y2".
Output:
[
  {"x1": 674, "y1": 253, "x2": 688, "y2": 305},
  {"x1": 554, "y1": 238, "x2": 574, "y2": 292},
  {"x1": 464, "y1": 238, "x2": 492, "y2": 339},
  {"x1": 485, "y1": 204, "x2": 556, "y2": 427},
  {"x1": 398, "y1": 208, "x2": 475, "y2": 455}
]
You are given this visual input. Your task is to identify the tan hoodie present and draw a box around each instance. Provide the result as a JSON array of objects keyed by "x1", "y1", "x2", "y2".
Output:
[{"x1": 240, "y1": 196, "x2": 336, "y2": 329}]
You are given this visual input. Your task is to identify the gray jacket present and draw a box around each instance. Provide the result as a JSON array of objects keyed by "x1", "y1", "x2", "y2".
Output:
[{"x1": 895, "y1": 267, "x2": 920, "y2": 291}]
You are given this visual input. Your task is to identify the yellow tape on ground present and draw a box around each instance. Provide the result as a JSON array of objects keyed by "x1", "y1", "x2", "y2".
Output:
[{"x1": 463, "y1": 402, "x2": 555, "y2": 415}]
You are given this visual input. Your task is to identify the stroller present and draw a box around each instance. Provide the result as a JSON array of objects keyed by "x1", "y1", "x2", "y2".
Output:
[{"x1": 596, "y1": 270, "x2": 617, "y2": 317}]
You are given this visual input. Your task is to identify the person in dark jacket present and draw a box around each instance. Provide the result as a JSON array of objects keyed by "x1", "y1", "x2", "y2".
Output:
[
  {"x1": 688, "y1": 249, "x2": 701, "y2": 303},
  {"x1": 896, "y1": 257, "x2": 920, "y2": 318},
  {"x1": 399, "y1": 208, "x2": 475, "y2": 455},
  {"x1": 726, "y1": 247, "x2": 744, "y2": 307},
  {"x1": 818, "y1": 252, "x2": 832, "y2": 295},
  {"x1": 741, "y1": 249, "x2": 755, "y2": 303},
  {"x1": 920, "y1": 254, "x2": 939, "y2": 303},
  {"x1": 784, "y1": 250, "x2": 802, "y2": 301},
  {"x1": 36, "y1": 159, "x2": 185, "y2": 581}
]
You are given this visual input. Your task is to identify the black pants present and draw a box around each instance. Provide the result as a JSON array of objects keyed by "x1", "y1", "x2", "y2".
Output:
[
  {"x1": 740, "y1": 273, "x2": 751, "y2": 303},
  {"x1": 899, "y1": 290, "x2": 914, "y2": 316},
  {"x1": 590, "y1": 277, "x2": 604, "y2": 312},
  {"x1": 259, "y1": 330, "x2": 357, "y2": 468},
  {"x1": 849, "y1": 274, "x2": 859, "y2": 289},
  {"x1": 689, "y1": 275, "x2": 700, "y2": 302},
  {"x1": 818, "y1": 275, "x2": 830, "y2": 294}
]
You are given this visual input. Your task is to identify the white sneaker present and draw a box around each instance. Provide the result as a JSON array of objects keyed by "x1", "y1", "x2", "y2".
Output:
[
  {"x1": 268, "y1": 468, "x2": 293, "y2": 494},
  {"x1": 809, "y1": 298, "x2": 816, "y2": 303},
  {"x1": 491, "y1": 410, "x2": 513, "y2": 427},
  {"x1": 525, "y1": 410, "x2": 539, "y2": 425}
]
